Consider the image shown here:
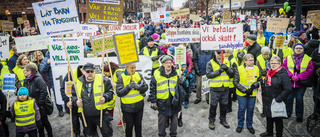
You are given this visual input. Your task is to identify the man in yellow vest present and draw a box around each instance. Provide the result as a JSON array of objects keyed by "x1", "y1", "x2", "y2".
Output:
[
  {"x1": 149, "y1": 55, "x2": 186, "y2": 137},
  {"x1": 72, "y1": 63, "x2": 114, "y2": 137},
  {"x1": 206, "y1": 50, "x2": 234, "y2": 130},
  {"x1": 116, "y1": 63, "x2": 148, "y2": 137},
  {"x1": 224, "y1": 50, "x2": 237, "y2": 112}
]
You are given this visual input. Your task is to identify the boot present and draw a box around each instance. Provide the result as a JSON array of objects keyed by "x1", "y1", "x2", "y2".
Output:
[
  {"x1": 184, "y1": 102, "x2": 188, "y2": 108},
  {"x1": 209, "y1": 120, "x2": 215, "y2": 130},
  {"x1": 178, "y1": 116, "x2": 183, "y2": 127}
]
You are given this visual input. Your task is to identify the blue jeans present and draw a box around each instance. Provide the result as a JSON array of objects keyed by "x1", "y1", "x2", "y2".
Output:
[
  {"x1": 237, "y1": 95, "x2": 256, "y2": 128},
  {"x1": 286, "y1": 87, "x2": 306, "y2": 118}
]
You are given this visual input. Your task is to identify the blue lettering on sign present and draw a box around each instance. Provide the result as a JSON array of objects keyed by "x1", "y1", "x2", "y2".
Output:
[
  {"x1": 168, "y1": 38, "x2": 190, "y2": 42},
  {"x1": 82, "y1": 26, "x2": 88, "y2": 30},
  {"x1": 218, "y1": 42, "x2": 243, "y2": 49}
]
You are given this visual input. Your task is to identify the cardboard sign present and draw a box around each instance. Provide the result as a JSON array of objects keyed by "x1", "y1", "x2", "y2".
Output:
[
  {"x1": 2, "y1": 22, "x2": 14, "y2": 31},
  {"x1": 151, "y1": 11, "x2": 159, "y2": 23},
  {"x1": 176, "y1": 15, "x2": 187, "y2": 21},
  {"x1": 108, "y1": 23, "x2": 140, "y2": 39},
  {"x1": 261, "y1": 11, "x2": 266, "y2": 15},
  {"x1": 0, "y1": 20, "x2": 9, "y2": 31},
  {"x1": 266, "y1": 18, "x2": 290, "y2": 33},
  {"x1": 202, "y1": 75, "x2": 210, "y2": 95},
  {"x1": 90, "y1": 33, "x2": 115, "y2": 56},
  {"x1": 49, "y1": 38, "x2": 84, "y2": 67},
  {"x1": 114, "y1": 32, "x2": 139, "y2": 65},
  {"x1": 72, "y1": 24, "x2": 98, "y2": 39},
  {"x1": 313, "y1": 12, "x2": 320, "y2": 29},
  {"x1": 2, "y1": 74, "x2": 15, "y2": 93},
  {"x1": 273, "y1": 36, "x2": 286, "y2": 49},
  {"x1": 240, "y1": 15, "x2": 245, "y2": 21},
  {"x1": 15, "y1": 35, "x2": 50, "y2": 53},
  {"x1": 307, "y1": 10, "x2": 320, "y2": 24},
  {"x1": 250, "y1": 19, "x2": 256, "y2": 31},
  {"x1": 0, "y1": 36, "x2": 9, "y2": 59},
  {"x1": 17, "y1": 18, "x2": 24, "y2": 25},
  {"x1": 65, "y1": 81, "x2": 73, "y2": 96},
  {"x1": 223, "y1": 11, "x2": 231, "y2": 23},
  {"x1": 246, "y1": 67, "x2": 255, "y2": 83},
  {"x1": 201, "y1": 24, "x2": 243, "y2": 50},
  {"x1": 32, "y1": 0, "x2": 81, "y2": 37},
  {"x1": 175, "y1": 46, "x2": 186, "y2": 64},
  {"x1": 86, "y1": 0, "x2": 123, "y2": 26},
  {"x1": 165, "y1": 28, "x2": 200, "y2": 43},
  {"x1": 170, "y1": 8, "x2": 190, "y2": 17},
  {"x1": 190, "y1": 14, "x2": 200, "y2": 21},
  {"x1": 24, "y1": 20, "x2": 31, "y2": 31}
]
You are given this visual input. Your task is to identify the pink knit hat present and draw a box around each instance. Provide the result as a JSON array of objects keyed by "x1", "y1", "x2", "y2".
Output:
[{"x1": 151, "y1": 33, "x2": 159, "y2": 40}]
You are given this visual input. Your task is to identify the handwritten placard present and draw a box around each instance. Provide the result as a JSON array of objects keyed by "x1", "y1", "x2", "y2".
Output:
[
  {"x1": 17, "y1": 18, "x2": 24, "y2": 25},
  {"x1": 2, "y1": 22, "x2": 14, "y2": 31},
  {"x1": 15, "y1": 35, "x2": 50, "y2": 53},
  {"x1": 313, "y1": 12, "x2": 320, "y2": 29},
  {"x1": 114, "y1": 32, "x2": 139, "y2": 64},
  {"x1": 175, "y1": 46, "x2": 186, "y2": 64},
  {"x1": 65, "y1": 81, "x2": 73, "y2": 96},
  {"x1": 2, "y1": 74, "x2": 15, "y2": 93},
  {"x1": 273, "y1": 36, "x2": 286, "y2": 49},
  {"x1": 72, "y1": 24, "x2": 98, "y2": 39},
  {"x1": 223, "y1": 11, "x2": 231, "y2": 23},
  {"x1": 24, "y1": 20, "x2": 31, "y2": 31},
  {"x1": 0, "y1": 36, "x2": 9, "y2": 59},
  {"x1": 90, "y1": 33, "x2": 115, "y2": 56},
  {"x1": 307, "y1": 10, "x2": 320, "y2": 24},
  {"x1": 170, "y1": 8, "x2": 190, "y2": 17},
  {"x1": 246, "y1": 67, "x2": 255, "y2": 83},
  {"x1": 108, "y1": 23, "x2": 140, "y2": 39},
  {"x1": 166, "y1": 28, "x2": 200, "y2": 43},
  {"x1": 266, "y1": 18, "x2": 289, "y2": 33}
]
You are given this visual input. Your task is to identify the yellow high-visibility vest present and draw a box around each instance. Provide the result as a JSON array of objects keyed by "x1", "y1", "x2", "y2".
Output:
[
  {"x1": 257, "y1": 54, "x2": 275, "y2": 80},
  {"x1": 257, "y1": 37, "x2": 266, "y2": 47},
  {"x1": 14, "y1": 99, "x2": 36, "y2": 126},
  {"x1": 154, "y1": 69, "x2": 177, "y2": 99},
  {"x1": 120, "y1": 72, "x2": 143, "y2": 104},
  {"x1": 209, "y1": 59, "x2": 230, "y2": 88},
  {"x1": 236, "y1": 65, "x2": 260, "y2": 97},
  {"x1": 229, "y1": 58, "x2": 238, "y2": 88},
  {"x1": 12, "y1": 62, "x2": 36, "y2": 86},
  {"x1": 286, "y1": 54, "x2": 311, "y2": 74},
  {"x1": 143, "y1": 47, "x2": 159, "y2": 68}
]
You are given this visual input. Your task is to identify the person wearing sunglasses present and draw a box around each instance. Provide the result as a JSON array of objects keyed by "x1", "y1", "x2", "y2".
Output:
[{"x1": 71, "y1": 63, "x2": 114, "y2": 137}]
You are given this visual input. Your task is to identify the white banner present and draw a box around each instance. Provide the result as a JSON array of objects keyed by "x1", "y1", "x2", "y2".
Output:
[
  {"x1": 0, "y1": 36, "x2": 9, "y2": 59},
  {"x1": 250, "y1": 19, "x2": 257, "y2": 31},
  {"x1": 166, "y1": 28, "x2": 201, "y2": 43},
  {"x1": 32, "y1": 0, "x2": 81, "y2": 37},
  {"x1": 165, "y1": 11, "x2": 172, "y2": 23},
  {"x1": 108, "y1": 23, "x2": 140, "y2": 39},
  {"x1": 49, "y1": 38, "x2": 84, "y2": 67},
  {"x1": 151, "y1": 11, "x2": 159, "y2": 23},
  {"x1": 52, "y1": 55, "x2": 153, "y2": 104},
  {"x1": 72, "y1": 24, "x2": 98, "y2": 39},
  {"x1": 201, "y1": 24, "x2": 243, "y2": 50},
  {"x1": 158, "y1": 7, "x2": 166, "y2": 22},
  {"x1": 15, "y1": 35, "x2": 50, "y2": 53}
]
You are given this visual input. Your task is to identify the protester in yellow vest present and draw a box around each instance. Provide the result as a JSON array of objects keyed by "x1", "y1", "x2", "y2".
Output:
[
  {"x1": 224, "y1": 50, "x2": 237, "y2": 112},
  {"x1": 282, "y1": 43, "x2": 314, "y2": 123},
  {"x1": 257, "y1": 30, "x2": 266, "y2": 47},
  {"x1": 206, "y1": 50, "x2": 234, "y2": 130},
  {"x1": 116, "y1": 63, "x2": 148, "y2": 137},
  {"x1": 10, "y1": 87, "x2": 41, "y2": 137},
  {"x1": 233, "y1": 54, "x2": 262, "y2": 134},
  {"x1": 72, "y1": 63, "x2": 114, "y2": 137},
  {"x1": 0, "y1": 59, "x2": 11, "y2": 91},
  {"x1": 12, "y1": 54, "x2": 35, "y2": 89}
]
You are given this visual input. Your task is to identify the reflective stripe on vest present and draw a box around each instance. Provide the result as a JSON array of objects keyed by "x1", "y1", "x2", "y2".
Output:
[
  {"x1": 209, "y1": 59, "x2": 230, "y2": 87},
  {"x1": 76, "y1": 75, "x2": 109, "y2": 113},
  {"x1": 154, "y1": 69, "x2": 177, "y2": 99},
  {"x1": 257, "y1": 37, "x2": 266, "y2": 47},
  {"x1": 287, "y1": 54, "x2": 311, "y2": 74},
  {"x1": 143, "y1": 47, "x2": 159, "y2": 68},
  {"x1": 257, "y1": 54, "x2": 275, "y2": 80},
  {"x1": 14, "y1": 99, "x2": 36, "y2": 126},
  {"x1": 236, "y1": 65, "x2": 260, "y2": 97},
  {"x1": 120, "y1": 72, "x2": 143, "y2": 104}
]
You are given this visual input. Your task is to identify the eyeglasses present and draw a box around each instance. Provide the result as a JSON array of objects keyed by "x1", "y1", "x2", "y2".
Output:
[
  {"x1": 295, "y1": 48, "x2": 303, "y2": 50},
  {"x1": 86, "y1": 70, "x2": 94, "y2": 73},
  {"x1": 247, "y1": 60, "x2": 254, "y2": 62},
  {"x1": 270, "y1": 63, "x2": 280, "y2": 65},
  {"x1": 163, "y1": 62, "x2": 172, "y2": 65}
]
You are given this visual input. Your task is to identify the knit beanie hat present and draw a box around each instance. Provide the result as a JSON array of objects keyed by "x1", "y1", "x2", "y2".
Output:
[
  {"x1": 161, "y1": 33, "x2": 166, "y2": 39},
  {"x1": 292, "y1": 43, "x2": 304, "y2": 50},
  {"x1": 160, "y1": 55, "x2": 174, "y2": 63},
  {"x1": 139, "y1": 27, "x2": 145, "y2": 33},
  {"x1": 152, "y1": 33, "x2": 159, "y2": 40},
  {"x1": 17, "y1": 87, "x2": 29, "y2": 96}
]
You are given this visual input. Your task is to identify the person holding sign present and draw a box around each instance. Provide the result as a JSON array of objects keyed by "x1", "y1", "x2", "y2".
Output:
[
  {"x1": 116, "y1": 63, "x2": 148, "y2": 137},
  {"x1": 233, "y1": 54, "x2": 262, "y2": 134},
  {"x1": 238, "y1": 35, "x2": 261, "y2": 65},
  {"x1": 282, "y1": 43, "x2": 314, "y2": 123},
  {"x1": 206, "y1": 50, "x2": 234, "y2": 130},
  {"x1": 72, "y1": 63, "x2": 114, "y2": 137}
]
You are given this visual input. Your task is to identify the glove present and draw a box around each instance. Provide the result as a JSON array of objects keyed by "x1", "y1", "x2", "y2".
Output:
[
  {"x1": 150, "y1": 103, "x2": 158, "y2": 110},
  {"x1": 292, "y1": 76, "x2": 299, "y2": 82},
  {"x1": 245, "y1": 89, "x2": 253, "y2": 96},
  {"x1": 151, "y1": 57, "x2": 157, "y2": 61},
  {"x1": 179, "y1": 76, "x2": 185, "y2": 85},
  {"x1": 129, "y1": 81, "x2": 139, "y2": 90},
  {"x1": 220, "y1": 64, "x2": 228, "y2": 70},
  {"x1": 36, "y1": 120, "x2": 43, "y2": 129},
  {"x1": 250, "y1": 84, "x2": 256, "y2": 90}
]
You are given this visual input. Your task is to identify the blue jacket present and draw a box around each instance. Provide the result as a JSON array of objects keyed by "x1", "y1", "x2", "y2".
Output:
[
  {"x1": 145, "y1": 24, "x2": 155, "y2": 35},
  {"x1": 193, "y1": 48, "x2": 213, "y2": 75},
  {"x1": 182, "y1": 69, "x2": 193, "y2": 87},
  {"x1": 39, "y1": 52, "x2": 53, "y2": 89},
  {"x1": 8, "y1": 53, "x2": 19, "y2": 72},
  {"x1": 264, "y1": 29, "x2": 274, "y2": 46}
]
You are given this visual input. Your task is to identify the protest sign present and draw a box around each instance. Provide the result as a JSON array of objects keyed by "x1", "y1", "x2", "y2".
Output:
[
  {"x1": 108, "y1": 23, "x2": 140, "y2": 39},
  {"x1": 17, "y1": 18, "x2": 23, "y2": 25},
  {"x1": 151, "y1": 11, "x2": 159, "y2": 23},
  {"x1": 2, "y1": 22, "x2": 14, "y2": 31},
  {"x1": 52, "y1": 55, "x2": 152, "y2": 104},
  {"x1": 170, "y1": 8, "x2": 190, "y2": 17},
  {"x1": 2, "y1": 74, "x2": 15, "y2": 93},
  {"x1": 273, "y1": 36, "x2": 286, "y2": 49},
  {"x1": 158, "y1": 8, "x2": 166, "y2": 22},
  {"x1": 49, "y1": 38, "x2": 84, "y2": 67},
  {"x1": 114, "y1": 32, "x2": 139, "y2": 65},
  {"x1": 266, "y1": 18, "x2": 289, "y2": 33},
  {"x1": 240, "y1": 15, "x2": 245, "y2": 21},
  {"x1": 24, "y1": 20, "x2": 31, "y2": 31},
  {"x1": 250, "y1": 19, "x2": 256, "y2": 31},
  {"x1": 65, "y1": 82, "x2": 73, "y2": 97},
  {"x1": 307, "y1": 10, "x2": 320, "y2": 24},
  {"x1": 0, "y1": 36, "x2": 9, "y2": 59},
  {"x1": 165, "y1": 11, "x2": 172, "y2": 23},
  {"x1": 176, "y1": 15, "x2": 187, "y2": 21},
  {"x1": 190, "y1": 14, "x2": 200, "y2": 21},
  {"x1": 0, "y1": 20, "x2": 8, "y2": 31},
  {"x1": 90, "y1": 33, "x2": 115, "y2": 56},
  {"x1": 166, "y1": 28, "x2": 200, "y2": 43},
  {"x1": 32, "y1": 0, "x2": 81, "y2": 37},
  {"x1": 175, "y1": 46, "x2": 186, "y2": 64},
  {"x1": 261, "y1": 11, "x2": 266, "y2": 15},
  {"x1": 72, "y1": 24, "x2": 98, "y2": 39},
  {"x1": 202, "y1": 75, "x2": 210, "y2": 95},
  {"x1": 15, "y1": 35, "x2": 50, "y2": 53},
  {"x1": 86, "y1": 0, "x2": 123, "y2": 26},
  {"x1": 246, "y1": 67, "x2": 255, "y2": 83},
  {"x1": 222, "y1": 11, "x2": 231, "y2": 23},
  {"x1": 201, "y1": 24, "x2": 243, "y2": 50},
  {"x1": 313, "y1": 13, "x2": 320, "y2": 29}
]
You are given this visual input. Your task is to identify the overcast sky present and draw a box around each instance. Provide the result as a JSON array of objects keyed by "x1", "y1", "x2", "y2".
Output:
[{"x1": 172, "y1": 0, "x2": 187, "y2": 9}]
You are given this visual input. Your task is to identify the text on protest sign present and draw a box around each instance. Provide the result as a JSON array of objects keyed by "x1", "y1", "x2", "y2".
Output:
[
  {"x1": 73, "y1": 24, "x2": 98, "y2": 39},
  {"x1": 175, "y1": 46, "x2": 186, "y2": 64},
  {"x1": 90, "y1": 33, "x2": 115, "y2": 56},
  {"x1": 2, "y1": 74, "x2": 15, "y2": 93},
  {"x1": 165, "y1": 11, "x2": 172, "y2": 23},
  {"x1": 313, "y1": 13, "x2": 320, "y2": 29},
  {"x1": 65, "y1": 82, "x2": 73, "y2": 97},
  {"x1": 108, "y1": 23, "x2": 140, "y2": 39},
  {"x1": 15, "y1": 35, "x2": 50, "y2": 53},
  {"x1": 201, "y1": 24, "x2": 243, "y2": 50},
  {"x1": 307, "y1": 10, "x2": 320, "y2": 24},
  {"x1": 2, "y1": 22, "x2": 14, "y2": 31},
  {"x1": 223, "y1": 11, "x2": 231, "y2": 23},
  {"x1": 151, "y1": 11, "x2": 160, "y2": 23},
  {"x1": 32, "y1": 0, "x2": 81, "y2": 37},
  {"x1": 202, "y1": 75, "x2": 210, "y2": 95},
  {"x1": 158, "y1": 8, "x2": 166, "y2": 21},
  {"x1": 49, "y1": 38, "x2": 84, "y2": 67},
  {"x1": 24, "y1": 20, "x2": 31, "y2": 31},
  {"x1": 114, "y1": 32, "x2": 139, "y2": 65},
  {"x1": 0, "y1": 20, "x2": 9, "y2": 31},
  {"x1": 86, "y1": 0, "x2": 123, "y2": 26},
  {"x1": 17, "y1": 18, "x2": 24, "y2": 25},
  {"x1": 273, "y1": 36, "x2": 286, "y2": 49},
  {"x1": 170, "y1": 8, "x2": 190, "y2": 17},
  {"x1": 0, "y1": 36, "x2": 9, "y2": 59},
  {"x1": 250, "y1": 19, "x2": 256, "y2": 31},
  {"x1": 246, "y1": 67, "x2": 255, "y2": 83},
  {"x1": 266, "y1": 18, "x2": 289, "y2": 33},
  {"x1": 165, "y1": 28, "x2": 200, "y2": 43}
]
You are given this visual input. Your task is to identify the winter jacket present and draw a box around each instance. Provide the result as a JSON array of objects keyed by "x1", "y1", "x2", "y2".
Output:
[
  {"x1": 304, "y1": 40, "x2": 320, "y2": 56},
  {"x1": 193, "y1": 48, "x2": 213, "y2": 75},
  {"x1": 8, "y1": 53, "x2": 19, "y2": 72},
  {"x1": 116, "y1": 71, "x2": 148, "y2": 113},
  {"x1": 310, "y1": 48, "x2": 320, "y2": 83},
  {"x1": 39, "y1": 52, "x2": 53, "y2": 90},
  {"x1": 264, "y1": 29, "x2": 273, "y2": 46},
  {"x1": 238, "y1": 42, "x2": 261, "y2": 64},
  {"x1": 145, "y1": 24, "x2": 155, "y2": 35},
  {"x1": 233, "y1": 64, "x2": 262, "y2": 94},
  {"x1": 140, "y1": 33, "x2": 152, "y2": 50},
  {"x1": 262, "y1": 68, "x2": 292, "y2": 117},
  {"x1": 33, "y1": 60, "x2": 50, "y2": 89},
  {"x1": 243, "y1": 23, "x2": 250, "y2": 33},
  {"x1": 71, "y1": 75, "x2": 114, "y2": 117}
]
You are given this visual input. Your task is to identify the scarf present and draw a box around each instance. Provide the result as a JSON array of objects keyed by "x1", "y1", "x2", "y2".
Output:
[
  {"x1": 293, "y1": 53, "x2": 304, "y2": 70},
  {"x1": 25, "y1": 73, "x2": 36, "y2": 82},
  {"x1": 265, "y1": 66, "x2": 282, "y2": 86}
]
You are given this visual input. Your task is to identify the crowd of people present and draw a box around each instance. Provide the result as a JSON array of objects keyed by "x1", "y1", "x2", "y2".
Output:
[{"x1": 0, "y1": 12, "x2": 319, "y2": 137}]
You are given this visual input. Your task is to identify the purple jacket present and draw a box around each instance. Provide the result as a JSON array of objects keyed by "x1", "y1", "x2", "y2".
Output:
[
  {"x1": 282, "y1": 57, "x2": 314, "y2": 88},
  {"x1": 11, "y1": 100, "x2": 41, "y2": 133}
]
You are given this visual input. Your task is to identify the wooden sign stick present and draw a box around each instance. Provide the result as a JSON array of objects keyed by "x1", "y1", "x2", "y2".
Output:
[
  {"x1": 100, "y1": 26, "x2": 106, "y2": 128},
  {"x1": 67, "y1": 66, "x2": 73, "y2": 137}
]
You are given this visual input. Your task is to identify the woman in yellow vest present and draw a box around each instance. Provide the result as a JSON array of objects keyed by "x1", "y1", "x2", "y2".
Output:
[
  {"x1": 10, "y1": 87, "x2": 41, "y2": 137},
  {"x1": 257, "y1": 30, "x2": 266, "y2": 47},
  {"x1": 233, "y1": 54, "x2": 262, "y2": 134},
  {"x1": 116, "y1": 63, "x2": 148, "y2": 137},
  {"x1": 282, "y1": 43, "x2": 314, "y2": 123},
  {"x1": 12, "y1": 54, "x2": 35, "y2": 89}
]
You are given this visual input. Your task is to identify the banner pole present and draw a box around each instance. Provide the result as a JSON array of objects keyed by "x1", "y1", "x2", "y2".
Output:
[{"x1": 6, "y1": 90, "x2": 9, "y2": 111}]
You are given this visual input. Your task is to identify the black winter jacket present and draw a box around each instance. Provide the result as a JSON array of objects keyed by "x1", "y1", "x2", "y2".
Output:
[
  {"x1": 262, "y1": 68, "x2": 292, "y2": 117},
  {"x1": 305, "y1": 40, "x2": 320, "y2": 56},
  {"x1": 193, "y1": 48, "x2": 213, "y2": 75},
  {"x1": 116, "y1": 72, "x2": 148, "y2": 113},
  {"x1": 310, "y1": 48, "x2": 320, "y2": 83},
  {"x1": 238, "y1": 42, "x2": 261, "y2": 64}
]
